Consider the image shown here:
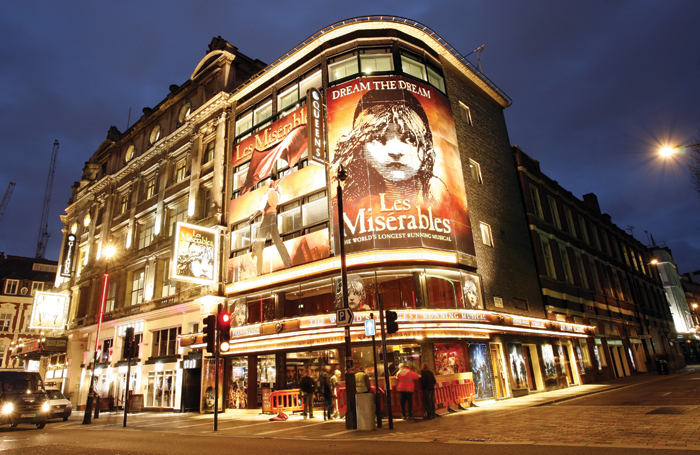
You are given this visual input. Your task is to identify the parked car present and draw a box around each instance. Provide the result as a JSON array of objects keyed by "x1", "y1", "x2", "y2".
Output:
[
  {"x1": 45, "y1": 387, "x2": 72, "y2": 421},
  {"x1": 0, "y1": 371, "x2": 50, "y2": 429}
]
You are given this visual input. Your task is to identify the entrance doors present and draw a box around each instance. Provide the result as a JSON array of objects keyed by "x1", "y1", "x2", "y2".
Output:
[
  {"x1": 489, "y1": 343, "x2": 509, "y2": 399},
  {"x1": 523, "y1": 344, "x2": 544, "y2": 390}
]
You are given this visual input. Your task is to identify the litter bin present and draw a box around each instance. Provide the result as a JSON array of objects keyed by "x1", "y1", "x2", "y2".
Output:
[
  {"x1": 655, "y1": 358, "x2": 669, "y2": 375},
  {"x1": 356, "y1": 393, "x2": 376, "y2": 431}
]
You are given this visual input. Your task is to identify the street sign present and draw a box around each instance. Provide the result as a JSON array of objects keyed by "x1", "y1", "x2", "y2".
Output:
[
  {"x1": 364, "y1": 318, "x2": 376, "y2": 337},
  {"x1": 336, "y1": 308, "x2": 354, "y2": 327}
]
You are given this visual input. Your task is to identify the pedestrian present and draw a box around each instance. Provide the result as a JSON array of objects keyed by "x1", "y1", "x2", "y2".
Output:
[
  {"x1": 320, "y1": 365, "x2": 333, "y2": 420},
  {"x1": 299, "y1": 368, "x2": 316, "y2": 419},
  {"x1": 396, "y1": 364, "x2": 419, "y2": 419},
  {"x1": 355, "y1": 365, "x2": 371, "y2": 394},
  {"x1": 419, "y1": 363, "x2": 436, "y2": 419}
]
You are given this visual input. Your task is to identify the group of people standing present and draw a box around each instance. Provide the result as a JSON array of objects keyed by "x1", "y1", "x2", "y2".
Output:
[{"x1": 298, "y1": 362, "x2": 438, "y2": 421}]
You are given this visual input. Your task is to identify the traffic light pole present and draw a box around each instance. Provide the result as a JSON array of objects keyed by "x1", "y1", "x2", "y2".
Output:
[
  {"x1": 378, "y1": 296, "x2": 393, "y2": 429},
  {"x1": 123, "y1": 355, "x2": 131, "y2": 427},
  {"x1": 214, "y1": 303, "x2": 221, "y2": 432}
]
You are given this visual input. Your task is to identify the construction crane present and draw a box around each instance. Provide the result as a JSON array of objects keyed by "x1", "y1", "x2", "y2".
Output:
[
  {"x1": 35, "y1": 140, "x2": 59, "y2": 259},
  {"x1": 0, "y1": 182, "x2": 16, "y2": 225}
]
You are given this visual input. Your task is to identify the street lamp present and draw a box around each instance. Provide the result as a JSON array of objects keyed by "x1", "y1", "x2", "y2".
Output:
[
  {"x1": 659, "y1": 143, "x2": 700, "y2": 157},
  {"x1": 82, "y1": 243, "x2": 115, "y2": 425}
]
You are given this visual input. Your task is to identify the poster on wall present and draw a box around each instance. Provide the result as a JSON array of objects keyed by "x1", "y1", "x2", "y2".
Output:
[
  {"x1": 29, "y1": 292, "x2": 70, "y2": 330},
  {"x1": 508, "y1": 343, "x2": 529, "y2": 389},
  {"x1": 200, "y1": 358, "x2": 224, "y2": 413},
  {"x1": 468, "y1": 343, "x2": 493, "y2": 399},
  {"x1": 434, "y1": 343, "x2": 467, "y2": 375},
  {"x1": 172, "y1": 222, "x2": 218, "y2": 284},
  {"x1": 327, "y1": 76, "x2": 475, "y2": 257},
  {"x1": 461, "y1": 273, "x2": 483, "y2": 309},
  {"x1": 333, "y1": 274, "x2": 373, "y2": 311},
  {"x1": 541, "y1": 344, "x2": 557, "y2": 379},
  {"x1": 228, "y1": 104, "x2": 329, "y2": 281}
]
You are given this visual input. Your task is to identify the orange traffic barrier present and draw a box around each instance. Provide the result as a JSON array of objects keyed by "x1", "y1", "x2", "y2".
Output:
[
  {"x1": 269, "y1": 389, "x2": 303, "y2": 414},
  {"x1": 451, "y1": 378, "x2": 475, "y2": 410},
  {"x1": 434, "y1": 381, "x2": 453, "y2": 416},
  {"x1": 336, "y1": 386, "x2": 347, "y2": 417}
]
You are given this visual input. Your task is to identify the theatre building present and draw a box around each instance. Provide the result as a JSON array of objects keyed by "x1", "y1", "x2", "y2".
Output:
[
  {"x1": 514, "y1": 147, "x2": 684, "y2": 380},
  {"x1": 58, "y1": 18, "x2": 600, "y2": 414}
]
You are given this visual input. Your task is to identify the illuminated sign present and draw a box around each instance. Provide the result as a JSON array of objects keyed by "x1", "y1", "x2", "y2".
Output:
[
  {"x1": 328, "y1": 76, "x2": 475, "y2": 258},
  {"x1": 298, "y1": 309, "x2": 494, "y2": 329},
  {"x1": 29, "y1": 292, "x2": 70, "y2": 330},
  {"x1": 560, "y1": 323, "x2": 587, "y2": 334},
  {"x1": 171, "y1": 222, "x2": 218, "y2": 285},
  {"x1": 307, "y1": 88, "x2": 325, "y2": 166},
  {"x1": 60, "y1": 234, "x2": 76, "y2": 278}
]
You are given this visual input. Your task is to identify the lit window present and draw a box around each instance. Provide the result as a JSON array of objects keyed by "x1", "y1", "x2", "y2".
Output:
[
  {"x1": 235, "y1": 112, "x2": 253, "y2": 137},
  {"x1": 459, "y1": 102, "x2": 473, "y2": 126},
  {"x1": 145, "y1": 177, "x2": 156, "y2": 200},
  {"x1": 299, "y1": 69, "x2": 322, "y2": 96},
  {"x1": 202, "y1": 140, "x2": 215, "y2": 164},
  {"x1": 0, "y1": 314, "x2": 10, "y2": 332},
  {"x1": 175, "y1": 158, "x2": 187, "y2": 183},
  {"x1": 105, "y1": 280, "x2": 117, "y2": 312},
  {"x1": 4, "y1": 279, "x2": 18, "y2": 295},
  {"x1": 162, "y1": 260, "x2": 176, "y2": 297},
  {"x1": 540, "y1": 235, "x2": 556, "y2": 279},
  {"x1": 529, "y1": 184, "x2": 544, "y2": 219},
  {"x1": 469, "y1": 159, "x2": 482, "y2": 183},
  {"x1": 125, "y1": 145, "x2": 135, "y2": 163},
  {"x1": 178, "y1": 103, "x2": 191, "y2": 123},
  {"x1": 151, "y1": 327, "x2": 182, "y2": 357},
  {"x1": 277, "y1": 84, "x2": 299, "y2": 113},
  {"x1": 279, "y1": 201, "x2": 301, "y2": 235},
  {"x1": 329, "y1": 53, "x2": 359, "y2": 82},
  {"x1": 254, "y1": 100, "x2": 272, "y2": 126},
  {"x1": 83, "y1": 214, "x2": 91, "y2": 227},
  {"x1": 149, "y1": 125, "x2": 161, "y2": 145},
  {"x1": 547, "y1": 196, "x2": 561, "y2": 230},
  {"x1": 303, "y1": 191, "x2": 328, "y2": 226},
  {"x1": 30, "y1": 282, "x2": 43, "y2": 296},
  {"x1": 480, "y1": 222, "x2": 494, "y2": 247},
  {"x1": 401, "y1": 54, "x2": 425, "y2": 80},
  {"x1": 426, "y1": 65, "x2": 446, "y2": 93},
  {"x1": 359, "y1": 49, "x2": 393, "y2": 74},
  {"x1": 559, "y1": 244, "x2": 574, "y2": 284},
  {"x1": 119, "y1": 195, "x2": 129, "y2": 215},
  {"x1": 137, "y1": 218, "x2": 156, "y2": 250},
  {"x1": 168, "y1": 202, "x2": 188, "y2": 236},
  {"x1": 232, "y1": 163, "x2": 250, "y2": 192},
  {"x1": 131, "y1": 268, "x2": 145, "y2": 305},
  {"x1": 231, "y1": 222, "x2": 254, "y2": 251}
]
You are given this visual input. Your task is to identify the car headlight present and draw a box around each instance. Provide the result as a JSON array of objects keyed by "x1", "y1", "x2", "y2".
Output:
[
  {"x1": 2, "y1": 403, "x2": 13, "y2": 414},
  {"x1": 42, "y1": 401, "x2": 50, "y2": 412}
]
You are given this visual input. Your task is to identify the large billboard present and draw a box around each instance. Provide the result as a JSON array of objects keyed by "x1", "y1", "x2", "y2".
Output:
[
  {"x1": 327, "y1": 76, "x2": 475, "y2": 256},
  {"x1": 171, "y1": 222, "x2": 218, "y2": 284},
  {"x1": 29, "y1": 292, "x2": 70, "y2": 330}
]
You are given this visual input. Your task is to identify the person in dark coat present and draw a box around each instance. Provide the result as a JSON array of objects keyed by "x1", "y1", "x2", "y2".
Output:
[
  {"x1": 420, "y1": 363, "x2": 437, "y2": 419},
  {"x1": 299, "y1": 368, "x2": 316, "y2": 418}
]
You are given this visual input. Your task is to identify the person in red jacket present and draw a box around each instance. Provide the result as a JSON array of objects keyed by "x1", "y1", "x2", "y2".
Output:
[{"x1": 396, "y1": 364, "x2": 419, "y2": 419}]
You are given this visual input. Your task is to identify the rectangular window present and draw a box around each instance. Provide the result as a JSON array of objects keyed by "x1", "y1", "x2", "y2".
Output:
[
  {"x1": 0, "y1": 314, "x2": 11, "y2": 332},
  {"x1": 30, "y1": 282, "x2": 43, "y2": 296},
  {"x1": 564, "y1": 206, "x2": 576, "y2": 237},
  {"x1": 328, "y1": 53, "x2": 359, "y2": 82},
  {"x1": 162, "y1": 260, "x2": 176, "y2": 297},
  {"x1": 359, "y1": 49, "x2": 393, "y2": 74},
  {"x1": 513, "y1": 298, "x2": 529, "y2": 311},
  {"x1": 235, "y1": 112, "x2": 252, "y2": 137},
  {"x1": 174, "y1": 158, "x2": 187, "y2": 183},
  {"x1": 253, "y1": 100, "x2": 272, "y2": 126},
  {"x1": 279, "y1": 201, "x2": 302, "y2": 235},
  {"x1": 559, "y1": 244, "x2": 574, "y2": 284},
  {"x1": 426, "y1": 65, "x2": 446, "y2": 93},
  {"x1": 578, "y1": 215, "x2": 590, "y2": 244},
  {"x1": 119, "y1": 195, "x2": 129, "y2": 215},
  {"x1": 231, "y1": 222, "x2": 254, "y2": 251},
  {"x1": 105, "y1": 279, "x2": 117, "y2": 312},
  {"x1": 168, "y1": 202, "x2": 188, "y2": 236},
  {"x1": 100, "y1": 339, "x2": 113, "y2": 363},
  {"x1": 151, "y1": 327, "x2": 182, "y2": 357},
  {"x1": 575, "y1": 253, "x2": 589, "y2": 289},
  {"x1": 589, "y1": 258, "x2": 603, "y2": 293},
  {"x1": 601, "y1": 230, "x2": 611, "y2": 256},
  {"x1": 591, "y1": 226, "x2": 601, "y2": 250},
  {"x1": 201, "y1": 188, "x2": 211, "y2": 218},
  {"x1": 469, "y1": 159, "x2": 482, "y2": 183},
  {"x1": 299, "y1": 69, "x2": 322, "y2": 96},
  {"x1": 145, "y1": 177, "x2": 156, "y2": 200},
  {"x1": 480, "y1": 222, "x2": 494, "y2": 247},
  {"x1": 131, "y1": 268, "x2": 145, "y2": 306},
  {"x1": 232, "y1": 163, "x2": 250, "y2": 192},
  {"x1": 529, "y1": 184, "x2": 544, "y2": 219},
  {"x1": 202, "y1": 140, "x2": 215, "y2": 164},
  {"x1": 459, "y1": 102, "x2": 473, "y2": 126},
  {"x1": 547, "y1": 196, "x2": 561, "y2": 230},
  {"x1": 4, "y1": 279, "x2": 18, "y2": 295},
  {"x1": 540, "y1": 235, "x2": 556, "y2": 279},
  {"x1": 401, "y1": 54, "x2": 426, "y2": 80},
  {"x1": 302, "y1": 192, "x2": 328, "y2": 226},
  {"x1": 579, "y1": 339, "x2": 592, "y2": 368},
  {"x1": 138, "y1": 218, "x2": 156, "y2": 250},
  {"x1": 277, "y1": 83, "x2": 299, "y2": 113}
]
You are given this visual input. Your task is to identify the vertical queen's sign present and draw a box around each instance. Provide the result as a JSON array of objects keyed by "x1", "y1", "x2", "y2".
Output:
[
  {"x1": 307, "y1": 87, "x2": 325, "y2": 166},
  {"x1": 60, "y1": 234, "x2": 76, "y2": 278}
]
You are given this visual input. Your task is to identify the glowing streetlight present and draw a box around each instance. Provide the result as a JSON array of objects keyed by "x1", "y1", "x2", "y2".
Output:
[{"x1": 659, "y1": 143, "x2": 700, "y2": 157}]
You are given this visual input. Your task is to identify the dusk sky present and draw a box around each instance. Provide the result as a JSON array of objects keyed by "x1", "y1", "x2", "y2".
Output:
[{"x1": 1, "y1": 1, "x2": 698, "y2": 273}]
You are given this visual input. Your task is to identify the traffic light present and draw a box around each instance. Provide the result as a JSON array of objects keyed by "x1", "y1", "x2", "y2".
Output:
[
  {"x1": 385, "y1": 310, "x2": 399, "y2": 334},
  {"x1": 122, "y1": 327, "x2": 135, "y2": 359},
  {"x1": 219, "y1": 311, "x2": 231, "y2": 352},
  {"x1": 203, "y1": 314, "x2": 216, "y2": 353}
]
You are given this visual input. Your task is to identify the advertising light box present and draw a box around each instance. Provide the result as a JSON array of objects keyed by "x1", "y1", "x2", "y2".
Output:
[
  {"x1": 171, "y1": 222, "x2": 218, "y2": 285},
  {"x1": 29, "y1": 292, "x2": 70, "y2": 330}
]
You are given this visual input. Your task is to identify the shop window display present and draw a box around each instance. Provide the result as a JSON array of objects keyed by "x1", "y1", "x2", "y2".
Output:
[
  {"x1": 434, "y1": 343, "x2": 466, "y2": 375},
  {"x1": 468, "y1": 343, "x2": 493, "y2": 399},
  {"x1": 542, "y1": 344, "x2": 557, "y2": 378},
  {"x1": 376, "y1": 270, "x2": 421, "y2": 309},
  {"x1": 508, "y1": 343, "x2": 530, "y2": 389},
  {"x1": 229, "y1": 357, "x2": 248, "y2": 409}
]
